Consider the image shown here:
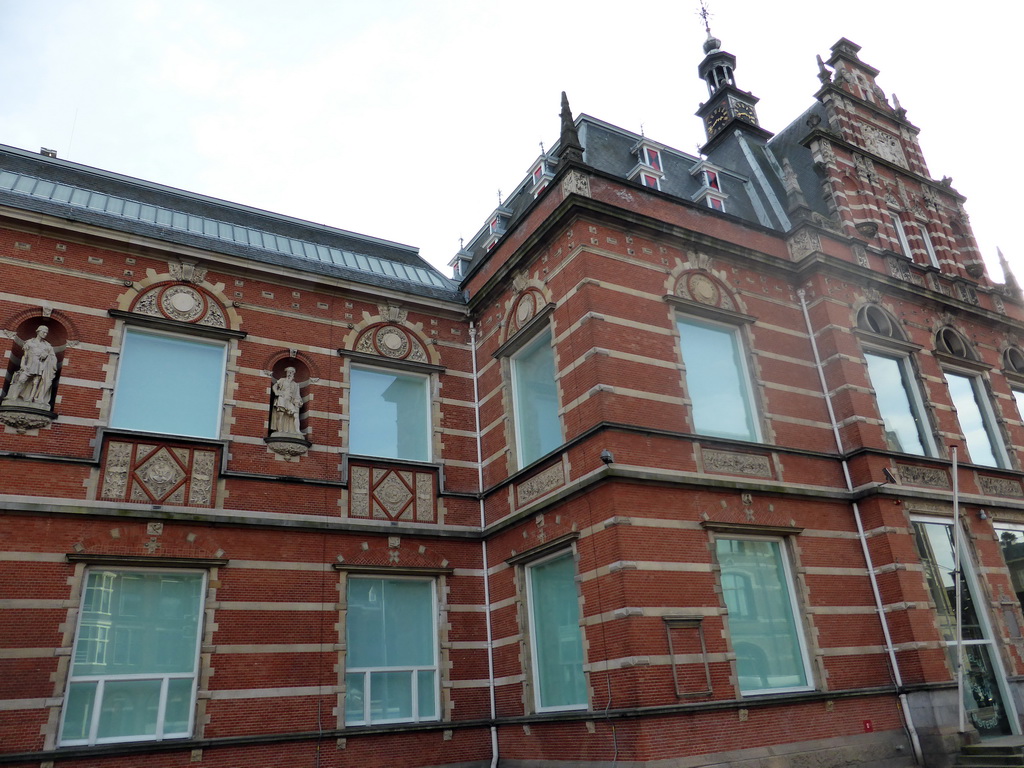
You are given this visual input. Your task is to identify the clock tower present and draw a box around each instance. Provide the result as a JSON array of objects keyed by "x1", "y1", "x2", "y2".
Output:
[{"x1": 694, "y1": 32, "x2": 773, "y2": 152}]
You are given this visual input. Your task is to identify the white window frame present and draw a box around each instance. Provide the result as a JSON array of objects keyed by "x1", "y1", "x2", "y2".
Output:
[
  {"x1": 892, "y1": 214, "x2": 913, "y2": 259},
  {"x1": 943, "y1": 368, "x2": 1010, "y2": 469},
  {"x1": 59, "y1": 568, "x2": 206, "y2": 747},
  {"x1": 715, "y1": 535, "x2": 814, "y2": 697},
  {"x1": 524, "y1": 549, "x2": 588, "y2": 713},
  {"x1": 863, "y1": 349, "x2": 937, "y2": 457},
  {"x1": 109, "y1": 327, "x2": 228, "y2": 439},
  {"x1": 917, "y1": 223, "x2": 940, "y2": 268},
  {"x1": 344, "y1": 575, "x2": 440, "y2": 726},
  {"x1": 675, "y1": 315, "x2": 761, "y2": 443},
  {"x1": 510, "y1": 329, "x2": 562, "y2": 469},
  {"x1": 349, "y1": 363, "x2": 432, "y2": 462}
]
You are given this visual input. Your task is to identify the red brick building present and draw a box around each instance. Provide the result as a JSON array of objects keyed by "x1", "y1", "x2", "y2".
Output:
[{"x1": 3, "y1": 36, "x2": 1024, "y2": 768}]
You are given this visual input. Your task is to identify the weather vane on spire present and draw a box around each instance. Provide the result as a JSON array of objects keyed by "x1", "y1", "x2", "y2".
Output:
[{"x1": 697, "y1": 0, "x2": 713, "y2": 35}]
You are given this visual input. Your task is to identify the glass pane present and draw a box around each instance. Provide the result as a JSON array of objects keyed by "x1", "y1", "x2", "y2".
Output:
[
  {"x1": 864, "y1": 353, "x2": 927, "y2": 454},
  {"x1": 97, "y1": 679, "x2": 161, "y2": 740},
  {"x1": 164, "y1": 678, "x2": 193, "y2": 735},
  {"x1": 345, "y1": 672, "x2": 366, "y2": 724},
  {"x1": 61, "y1": 681, "x2": 97, "y2": 742},
  {"x1": 346, "y1": 578, "x2": 433, "y2": 668},
  {"x1": 513, "y1": 332, "x2": 561, "y2": 466},
  {"x1": 110, "y1": 329, "x2": 226, "y2": 438},
  {"x1": 945, "y1": 373, "x2": 1000, "y2": 467},
  {"x1": 417, "y1": 670, "x2": 436, "y2": 719},
  {"x1": 677, "y1": 319, "x2": 757, "y2": 441},
  {"x1": 716, "y1": 539, "x2": 807, "y2": 693},
  {"x1": 914, "y1": 521, "x2": 984, "y2": 641},
  {"x1": 529, "y1": 553, "x2": 586, "y2": 709},
  {"x1": 1013, "y1": 390, "x2": 1024, "y2": 420},
  {"x1": 73, "y1": 571, "x2": 204, "y2": 677},
  {"x1": 997, "y1": 528, "x2": 1024, "y2": 607},
  {"x1": 370, "y1": 670, "x2": 413, "y2": 722},
  {"x1": 349, "y1": 367, "x2": 428, "y2": 461}
]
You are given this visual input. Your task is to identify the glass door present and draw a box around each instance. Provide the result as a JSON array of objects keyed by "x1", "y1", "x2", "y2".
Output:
[{"x1": 913, "y1": 519, "x2": 1017, "y2": 737}]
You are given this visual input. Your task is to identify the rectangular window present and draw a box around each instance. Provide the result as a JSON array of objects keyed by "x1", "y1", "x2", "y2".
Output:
[
  {"x1": 1014, "y1": 390, "x2": 1024, "y2": 420},
  {"x1": 676, "y1": 317, "x2": 759, "y2": 442},
  {"x1": 864, "y1": 352, "x2": 935, "y2": 456},
  {"x1": 511, "y1": 330, "x2": 561, "y2": 467},
  {"x1": 110, "y1": 328, "x2": 227, "y2": 438},
  {"x1": 996, "y1": 526, "x2": 1024, "y2": 609},
  {"x1": 703, "y1": 169, "x2": 720, "y2": 191},
  {"x1": 716, "y1": 537, "x2": 812, "y2": 695},
  {"x1": 892, "y1": 214, "x2": 912, "y2": 258},
  {"x1": 640, "y1": 173, "x2": 661, "y2": 190},
  {"x1": 944, "y1": 371, "x2": 1007, "y2": 468},
  {"x1": 918, "y1": 223, "x2": 940, "y2": 268},
  {"x1": 60, "y1": 569, "x2": 205, "y2": 746},
  {"x1": 705, "y1": 196, "x2": 725, "y2": 211},
  {"x1": 526, "y1": 551, "x2": 587, "y2": 711},
  {"x1": 349, "y1": 366, "x2": 430, "y2": 462},
  {"x1": 643, "y1": 147, "x2": 662, "y2": 172},
  {"x1": 345, "y1": 577, "x2": 438, "y2": 725}
]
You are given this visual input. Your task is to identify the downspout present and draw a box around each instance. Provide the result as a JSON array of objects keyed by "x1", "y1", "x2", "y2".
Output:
[
  {"x1": 470, "y1": 322, "x2": 500, "y2": 768},
  {"x1": 797, "y1": 289, "x2": 924, "y2": 765}
]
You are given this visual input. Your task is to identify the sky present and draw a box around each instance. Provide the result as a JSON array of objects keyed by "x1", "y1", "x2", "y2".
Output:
[{"x1": 0, "y1": 1, "x2": 1017, "y2": 282}]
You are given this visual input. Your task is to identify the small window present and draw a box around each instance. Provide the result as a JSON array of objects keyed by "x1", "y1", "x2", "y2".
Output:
[
  {"x1": 716, "y1": 537, "x2": 812, "y2": 695},
  {"x1": 526, "y1": 551, "x2": 587, "y2": 711},
  {"x1": 345, "y1": 577, "x2": 439, "y2": 725},
  {"x1": 891, "y1": 214, "x2": 912, "y2": 259},
  {"x1": 511, "y1": 330, "x2": 561, "y2": 467},
  {"x1": 60, "y1": 569, "x2": 206, "y2": 746},
  {"x1": 640, "y1": 173, "x2": 661, "y2": 190},
  {"x1": 857, "y1": 305, "x2": 895, "y2": 337},
  {"x1": 917, "y1": 223, "x2": 939, "y2": 268},
  {"x1": 676, "y1": 317, "x2": 759, "y2": 442},
  {"x1": 705, "y1": 197, "x2": 725, "y2": 212},
  {"x1": 864, "y1": 352, "x2": 936, "y2": 456},
  {"x1": 945, "y1": 371, "x2": 1008, "y2": 468},
  {"x1": 349, "y1": 365, "x2": 430, "y2": 462},
  {"x1": 937, "y1": 327, "x2": 972, "y2": 360},
  {"x1": 1005, "y1": 347, "x2": 1024, "y2": 375},
  {"x1": 643, "y1": 147, "x2": 662, "y2": 172},
  {"x1": 110, "y1": 328, "x2": 227, "y2": 439},
  {"x1": 703, "y1": 169, "x2": 720, "y2": 191}
]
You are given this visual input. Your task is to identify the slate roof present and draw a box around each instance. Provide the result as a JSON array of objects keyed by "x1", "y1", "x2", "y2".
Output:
[{"x1": 0, "y1": 143, "x2": 462, "y2": 302}]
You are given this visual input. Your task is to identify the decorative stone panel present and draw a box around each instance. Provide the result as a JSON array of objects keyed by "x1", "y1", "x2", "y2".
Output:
[
  {"x1": 99, "y1": 439, "x2": 219, "y2": 506},
  {"x1": 895, "y1": 464, "x2": 949, "y2": 489},
  {"x1": 701, "y1": 448, "x2": 774, "y2": 479},
  {"x1": 515, "y1": 463, "x2": 566, "y2": 508},
  {"x1": 978, "y1": 476, "x2": 1024, "y2": 498},
  {"x1": 130, "y1": 282, "x2": 227, "y2": 328},
  {"x1": 353, "y1": 323, "x2": 428, "y2": 363},
  {"x1": 348, "y1": 463, "x2": 437, "y2": 523}
]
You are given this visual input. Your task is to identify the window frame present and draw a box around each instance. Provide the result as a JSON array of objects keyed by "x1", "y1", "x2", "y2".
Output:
[
  {"x1": 109, "y1": 326, "x2": 228, "y2": 440},
  {"x1": 343, "y1": 574, "x2": 440, "y2": 727},
  {"x1": 862, "y1": 348, "x2": 937, "y2": 457},
  {"x1": 891, "y1": 213, "x2": 913, "y2": 259},
  {"x1": 713, "y1": 533, "x2": 814, "y2": 697},
  {"x1": 675, "y1": 314, "x2": 762, "y2": 443},
  {"x1": 507, "y1": 325, "x2": 562, "y2": 470},
  {"x1": 59, "y1": 567, "x2": 207, "y2": 747},
  {"x1": 348, "y1": 362, "x2": 432, "y2": 463},
  {"x1": 522, "y1": 547, "x2": 588, "y2": 713},
  {"x1": 943, "y1": 368, "x2": 1010, "y2": 469},
  {"x1": 917, "y1": 222, "x2": 940, "y2": 268}
]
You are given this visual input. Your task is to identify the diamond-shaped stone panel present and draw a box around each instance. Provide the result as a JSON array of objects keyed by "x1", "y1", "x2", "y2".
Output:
[{"x1": 373, "y1": 471, "x2": 413, "y2": 519}]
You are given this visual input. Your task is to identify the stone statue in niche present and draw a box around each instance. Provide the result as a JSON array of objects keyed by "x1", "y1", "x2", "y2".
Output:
[
  {"x1": 270, "y1": 367, "x2": 303, "y2": 436},
  {"x1": 3, "y1": 326, "x2": 58, "y2": 408}
]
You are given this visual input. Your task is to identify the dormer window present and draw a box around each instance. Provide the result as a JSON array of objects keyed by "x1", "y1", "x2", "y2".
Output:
[
  {"x1": 690, "y1": 160, "x2": 727, "y2": 213},
  {"x1": 629, "y1": 140, "x2": 667, "y2": 191},
  {"x1": 528, "y1": 157, "x2": 556, "y2": 198},
  {"x1": 489, "y1": 216, "x2": 504, "y2": 236},
  {"x1": 482, "y1": 206, "x2": 513, "y2": 252},
  {"x1": 642, "y1": 147, "x2": 662, "y2": 173}
]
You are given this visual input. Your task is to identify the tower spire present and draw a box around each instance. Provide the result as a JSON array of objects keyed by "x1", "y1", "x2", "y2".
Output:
[
  {"x1": 557, "y1": 91, "x2": 584, "y2": 164},
  {"x1": 999, "y1": 248, "x2": 1021, "y2": 298}
]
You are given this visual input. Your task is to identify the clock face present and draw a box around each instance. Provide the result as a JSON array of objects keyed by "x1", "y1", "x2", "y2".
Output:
[
  {"x1": 705, "y1": 104, "x2": 730, "y2": 135},
  {"x1": 732, "y1": 100, "x2": 758, "y2": 125}
]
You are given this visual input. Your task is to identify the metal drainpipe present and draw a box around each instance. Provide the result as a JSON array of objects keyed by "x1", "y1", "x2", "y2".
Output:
[
  {"x1": 797, "y1": 289, "x2": 923, "y2": 765},
  {"x1": 469, "y1": 322, "x2": 500, "y2": 768}
]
